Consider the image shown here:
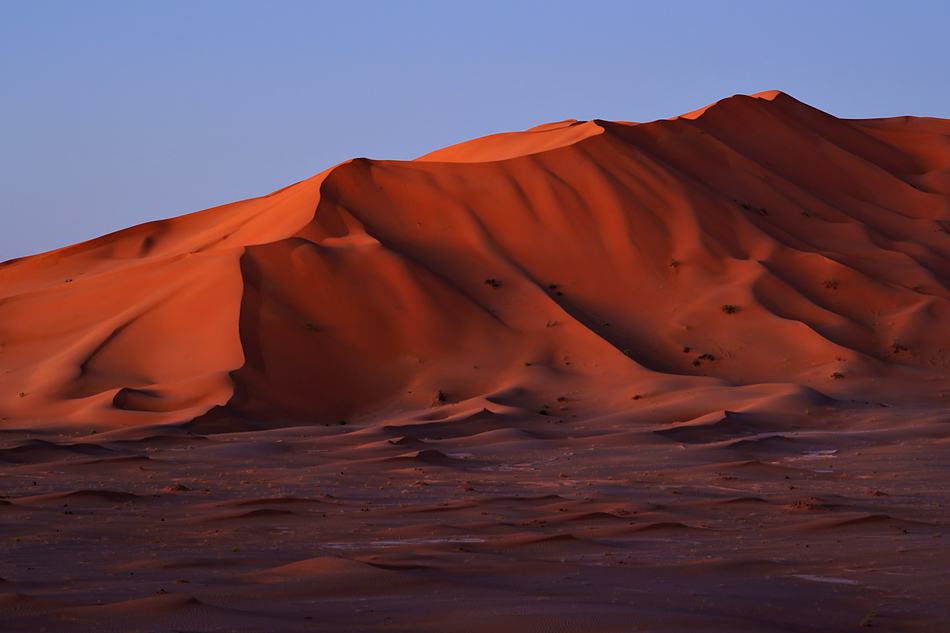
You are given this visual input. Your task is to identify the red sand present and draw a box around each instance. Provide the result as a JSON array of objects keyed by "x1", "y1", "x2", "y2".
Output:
[{"x1": 1, "y1": 92, "x2": 948, "y2": 631}]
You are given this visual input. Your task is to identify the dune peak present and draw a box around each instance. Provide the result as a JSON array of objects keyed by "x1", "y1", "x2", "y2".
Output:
[{"x1": 751, "y1": 89, "x2": 785, "y2": 100}]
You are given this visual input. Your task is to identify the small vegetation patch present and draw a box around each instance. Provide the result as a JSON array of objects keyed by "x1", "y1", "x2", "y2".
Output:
[
  {"x1": 739, "y1": 201, "x2": 768, "y2": 216},
  {"x1": 890, "y1": 339, "x2": 907, "y2": 354},
  {"x1": 721, "y1": 304, "x2": 738, "y2": 314},
  {"x1": 788, "y1": 501, "x2": 825, "y2": 512},
  {"x1": 822, "y1": 278, "x2": 838, "y2": 289},
  {"x1": 860, "y1": 610, "x2": 879, "y2": 627},
  {"x1": 484, "y1": 278, "x2": 500, "y2": 288},
  {"x1": 831, "y1": 372, "x2": 844, "y2": 379}
]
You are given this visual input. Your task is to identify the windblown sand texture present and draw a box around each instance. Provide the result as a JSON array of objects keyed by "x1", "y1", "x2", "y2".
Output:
[{"x1": 1, "y1": 91, "x2": 949, "y2": 631}]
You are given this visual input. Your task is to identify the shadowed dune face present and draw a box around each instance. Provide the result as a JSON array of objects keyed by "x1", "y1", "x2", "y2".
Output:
[{"x1": 2, "y1": 92, "x2": 950, "y2": 429}]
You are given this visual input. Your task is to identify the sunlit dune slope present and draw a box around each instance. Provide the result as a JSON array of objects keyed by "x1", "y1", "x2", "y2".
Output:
[
  {"x1": 0, "y1": 178, "x2": 325, "y2": 427},
  {"x1": 2, "y1": 92, "x2": 949, "y2": 429}
]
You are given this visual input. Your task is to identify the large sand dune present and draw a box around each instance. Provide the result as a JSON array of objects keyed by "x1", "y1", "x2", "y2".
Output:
[
  {"x1": 1, "y1": 92, "x2": 948, "y2": 631},
  {"x1": 4, "y1": 91, "x2": 950, "y2": 431}
]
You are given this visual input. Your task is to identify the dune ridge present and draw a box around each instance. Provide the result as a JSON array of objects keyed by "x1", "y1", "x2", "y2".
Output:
[{"x1": 2, "y1": 91, "x2": 950, "y2": 431}]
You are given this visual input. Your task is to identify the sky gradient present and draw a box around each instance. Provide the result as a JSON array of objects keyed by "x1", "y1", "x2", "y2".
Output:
[{"x1": 2, "y1": 0, "x2": 949, "y2": 261}]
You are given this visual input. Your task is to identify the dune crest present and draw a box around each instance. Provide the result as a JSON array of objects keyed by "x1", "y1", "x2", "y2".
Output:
[
  {"x1": 2, "y1": 93, "x2": 950, "y2": 430},
  {"x1": 415, "y1": 118, "x2": 603, "y2": 163}
]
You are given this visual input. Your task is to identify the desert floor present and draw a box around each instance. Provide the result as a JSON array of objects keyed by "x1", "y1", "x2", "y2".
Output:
[{"x1": 2, "y1": 394, "x2": 948, "y2": 632}]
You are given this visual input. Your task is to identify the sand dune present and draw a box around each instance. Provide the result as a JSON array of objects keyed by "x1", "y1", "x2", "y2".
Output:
[
  {"x1": 1, "y1": 93, "x2": 949, "y2": 631},
  {"x1": 3, "y1": 91, "x2": 950, "y2": 432}
]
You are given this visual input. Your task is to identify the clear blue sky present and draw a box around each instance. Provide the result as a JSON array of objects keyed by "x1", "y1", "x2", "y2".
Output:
[{"x1": 2, "y1": 1, "x2": 948, "y2": 262}]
